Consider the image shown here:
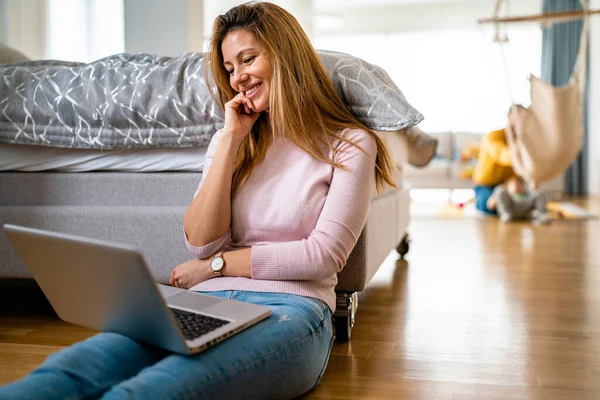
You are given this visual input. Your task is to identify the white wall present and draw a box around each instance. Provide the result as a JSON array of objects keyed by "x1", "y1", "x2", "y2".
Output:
[
  {"x1": 187, "y1": 0, "x2": 205, "y2": 53},
  {"x1": 124, "y1": 0, "x2": 189, "y2": 56},
  {"x1": 589, "y1": 0, "x2": 600, "y2": 195},
  {"x1": 122, "y1": 0, "x2": 316, "y2": 56},
  {"x1": 203, "y1": 0, "x2": 314, "y2": 49},
  {"x1": 0, "y1": 0, "x2": 6, "y2": 42},
  {"x1": 121, "y1": 0, "x2": 205, "y2": 56},
  {"x1": 203, "y1": 0, "x2": 240, "y2": 46},
  {"x1": 0, "y1": 0, "x2": 46, "y2": 59}
]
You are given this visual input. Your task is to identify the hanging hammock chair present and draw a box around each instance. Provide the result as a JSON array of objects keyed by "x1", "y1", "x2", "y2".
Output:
[{"x1": 486, "y1": 0, "x2": 591, "y2": 186}]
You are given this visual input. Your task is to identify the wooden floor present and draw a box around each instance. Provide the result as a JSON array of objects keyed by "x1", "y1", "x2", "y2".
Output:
[{"x1": 1, "y1": 198, "x2": 599, "y2": 399}]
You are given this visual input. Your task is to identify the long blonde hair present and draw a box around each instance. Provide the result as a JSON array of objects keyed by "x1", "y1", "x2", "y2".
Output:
[{"x1": 207, "y1": 1, "x2": 396, "y2": 194}]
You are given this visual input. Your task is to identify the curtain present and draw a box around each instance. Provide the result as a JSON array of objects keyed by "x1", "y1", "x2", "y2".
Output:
[{"x1": 541, "y1": 0, "x2": 589, "y2": 195}]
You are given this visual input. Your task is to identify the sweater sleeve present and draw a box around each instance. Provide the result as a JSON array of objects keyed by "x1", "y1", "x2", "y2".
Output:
[
  {"x1": 251, "y1": 129, "x2": 377, "y2": 281},
  {"x1": 185, "y1": 228, "x2": 231, "y2": 259},
  {"x1": 183, "y1": 129, "x2": 230, "y2": 258}
]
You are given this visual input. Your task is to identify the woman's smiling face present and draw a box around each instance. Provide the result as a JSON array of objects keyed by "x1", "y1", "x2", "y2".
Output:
[{"x1": 222, "y1": 30, "x2": 272, "y2": 112}]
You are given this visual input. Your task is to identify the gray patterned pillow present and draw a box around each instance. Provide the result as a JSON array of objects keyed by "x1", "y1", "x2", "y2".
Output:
[
  {"x1": 0, "y1": 51, "x2": 423, "y2": 149},
  {"x1": 318, "y1": 50, "x2": 423, "y2": 131}
]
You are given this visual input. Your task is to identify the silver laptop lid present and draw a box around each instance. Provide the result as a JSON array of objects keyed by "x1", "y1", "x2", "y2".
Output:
[{"x1": 3, "y1": 223, "x2": 189, "y2": 354}]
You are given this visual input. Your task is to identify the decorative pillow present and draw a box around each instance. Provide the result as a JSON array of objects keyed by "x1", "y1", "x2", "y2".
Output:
[
  {"x1": 0, "y1": 43, "x2": 30, "y2": 64},
  {"x1": 0, "y1": 51, "x2": 423, "y2": 149},
  {"x1": 401, "y1": 125, "x2": 438, "y2": 167},
  {"x1": 318, "y1": 50, "x2": 423, "y2": 132}
]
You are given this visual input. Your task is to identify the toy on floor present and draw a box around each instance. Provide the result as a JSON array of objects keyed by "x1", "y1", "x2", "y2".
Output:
[
  {"x1": 457, "y1": 145, "x2": 480, "y2": 181},
  {"x1": 455, "y1": 196, "x2": 475, "y2": 209},
  {"x1": 547, "y1": 202, "x2": 598, "y2": 220}
]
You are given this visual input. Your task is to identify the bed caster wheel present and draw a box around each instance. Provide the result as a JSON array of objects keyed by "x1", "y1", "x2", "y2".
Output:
[
  {"x1": 334, "y1": 292, "x2": 356, "y2": 343},
  {"x1": 396, "y1": 234, "x2": 410, "y2": 258},
  {"x1": 335, "y1": 314, "x2": 352, "y2": 343}
]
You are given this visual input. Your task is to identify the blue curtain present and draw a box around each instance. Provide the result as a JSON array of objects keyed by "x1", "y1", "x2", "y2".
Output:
[{"x1": 541, "y1": 0, "x2": 589, "y2": 195}]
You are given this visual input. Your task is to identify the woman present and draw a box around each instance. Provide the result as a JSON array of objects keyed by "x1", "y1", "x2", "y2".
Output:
[{"x1": 0, "y1": 2, "x2": 396, "y2": 399}]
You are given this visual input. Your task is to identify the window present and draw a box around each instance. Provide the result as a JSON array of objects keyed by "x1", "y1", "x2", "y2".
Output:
[
  {"x1": 314, "y1": 27, "x2": 542, "y2": 134},
  {"x1": 47, "y1": 0, "x2": 124, "y2": 62}
]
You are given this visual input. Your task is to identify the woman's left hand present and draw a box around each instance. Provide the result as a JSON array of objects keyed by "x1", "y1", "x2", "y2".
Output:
[{"x1": 169, "y1": 258, "x2": 213, "y2": 289}]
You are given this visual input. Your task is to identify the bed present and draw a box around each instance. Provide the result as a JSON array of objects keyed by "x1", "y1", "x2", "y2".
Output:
[{"x1": 0, "y1": 48, "x2": 434, "y2": 341}]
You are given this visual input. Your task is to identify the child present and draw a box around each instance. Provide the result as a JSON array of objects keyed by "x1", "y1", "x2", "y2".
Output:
[
  {"x1": 472, "y1": 104, "x2": 528, "y2": 215},
  {"x1": 486, "y1": 176, "x2": 551, "y2": 224}
]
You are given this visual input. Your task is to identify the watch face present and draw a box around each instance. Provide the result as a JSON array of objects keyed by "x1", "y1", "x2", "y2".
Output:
[{"x1": 210, "y1": 256, "x2": 224, "y2": 271}]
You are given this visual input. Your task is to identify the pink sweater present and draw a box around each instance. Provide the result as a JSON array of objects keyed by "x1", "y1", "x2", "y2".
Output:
[{"x1": 185, "y1": 128, "x2": 376, "y2": 311}]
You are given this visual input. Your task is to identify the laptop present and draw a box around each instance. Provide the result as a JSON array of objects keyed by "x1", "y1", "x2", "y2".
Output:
[{"x1": 3, "y1": 223, "x2": 271, "y2": 355}]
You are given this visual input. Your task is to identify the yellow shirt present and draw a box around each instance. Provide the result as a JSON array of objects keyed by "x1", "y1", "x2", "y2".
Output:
[{"x1": 472, "y1": 128, "x2": 516, "y2": 187}]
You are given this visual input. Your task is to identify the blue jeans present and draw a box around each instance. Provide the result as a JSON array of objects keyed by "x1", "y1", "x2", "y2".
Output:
[
  {"x1": 474, "y1": 185, "x2": 497, "y2": 215},
  {"x1": 0, "y1": 291, "x2": 334, "y2": 400}
]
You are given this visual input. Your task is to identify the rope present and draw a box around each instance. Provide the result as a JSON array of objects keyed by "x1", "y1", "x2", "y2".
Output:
[
  {"x1": 493, "y1": 0, "x2": 589, "y2": 105},
  {"x1": 493, "y1": 0, "x2": 516, "y2": 105},
  {"x1": 573, "y1": 0, "x2": 590, "y2": 89},
  {"x1": 498, "y1": 35, "x2": 516, "y2": 105}
]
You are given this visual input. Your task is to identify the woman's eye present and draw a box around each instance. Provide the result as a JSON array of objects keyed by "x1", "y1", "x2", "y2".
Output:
[
  {"x1": 227, "y1": 69, "x2": 234, "y2": 75},
  {"x1": 243, "y1": 56, "x2": 255, "y2": 64}
]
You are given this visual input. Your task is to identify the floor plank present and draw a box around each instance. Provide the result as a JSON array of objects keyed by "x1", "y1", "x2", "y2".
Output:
[{"x1": 1, "y1": 197, "x2": 599, "y2": 399}]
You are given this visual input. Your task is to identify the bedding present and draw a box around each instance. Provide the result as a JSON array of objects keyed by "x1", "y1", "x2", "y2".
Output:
[
  {"x1": 0, "y1": 143, "x2": 207, "y2": 172},
  {"x1": 0, "y1": 50, "x2": 423, "y2": 149},
  {"x1": 0, "y1": 125, "x2": 426, "y2": 172},
  {"x1": 0, "y1": 126, "x2": 413, "y2": 172}
]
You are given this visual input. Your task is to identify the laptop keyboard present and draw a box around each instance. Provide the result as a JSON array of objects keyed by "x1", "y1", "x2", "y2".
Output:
[{"x1": 169, "y1": 307, "x2": 231, "y2": 341}]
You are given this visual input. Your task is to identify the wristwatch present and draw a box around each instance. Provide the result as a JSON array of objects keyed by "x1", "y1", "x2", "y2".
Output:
[{"x1": 210, "y1": 252, "x2": 226, "y2": 276}]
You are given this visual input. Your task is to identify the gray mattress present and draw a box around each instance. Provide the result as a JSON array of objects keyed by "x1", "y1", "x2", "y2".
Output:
[
  {"x1": 0, "y1": 172, "x2": 200, "y2": 206},
  {"x1": 0, "y1": 172, "x2": 202, "y2": 281},
  {"x1": 0, "y1": 171, "x2": 401, "y2": 293}
]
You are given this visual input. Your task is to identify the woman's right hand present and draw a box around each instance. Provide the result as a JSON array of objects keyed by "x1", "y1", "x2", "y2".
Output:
[{"x1": 223, "y1": 93, "x2": 261, "y2": 139}]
